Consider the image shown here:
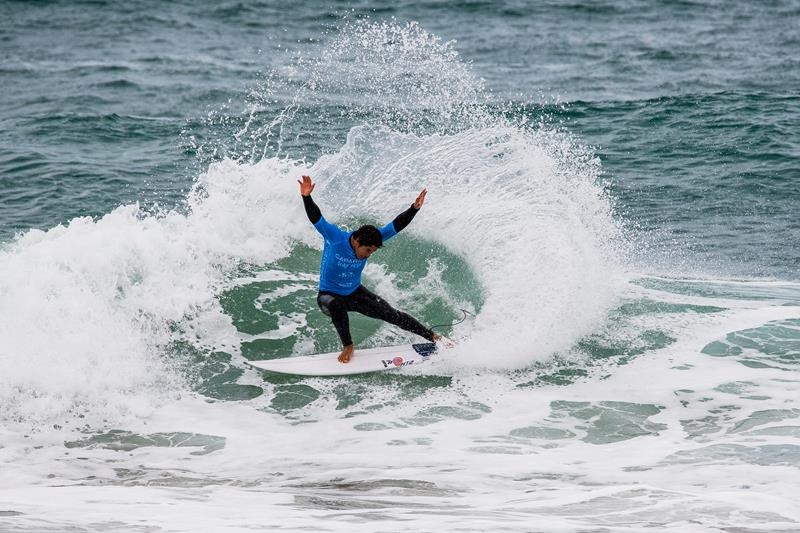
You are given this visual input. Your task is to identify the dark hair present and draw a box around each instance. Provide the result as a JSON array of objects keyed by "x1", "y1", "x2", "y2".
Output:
[{"x1": 351, "y1": 225, "x2": 383, "y2": 248}]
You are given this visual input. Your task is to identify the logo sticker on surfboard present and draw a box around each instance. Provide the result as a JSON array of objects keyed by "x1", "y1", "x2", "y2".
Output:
[{"x1": 381, "y1": 357, "x2": 415, "y2": 368}]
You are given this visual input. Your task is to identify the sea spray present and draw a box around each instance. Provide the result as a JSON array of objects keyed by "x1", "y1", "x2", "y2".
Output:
[{"x1": 205, "y1": 20, "x2": 490, "y2": 166}]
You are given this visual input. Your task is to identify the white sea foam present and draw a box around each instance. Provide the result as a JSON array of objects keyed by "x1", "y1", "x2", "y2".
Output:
[
  {"x1": 2, "y1": 282, "x2": 798, "y2": 533},
  {"x1": 0, "y1": 157, "x2": 309, "y2": 429}
]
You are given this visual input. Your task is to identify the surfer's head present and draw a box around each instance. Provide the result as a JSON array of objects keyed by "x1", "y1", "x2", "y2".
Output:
[{"x1": 351, "y1": 225, "x2": 382, "y2": 259}]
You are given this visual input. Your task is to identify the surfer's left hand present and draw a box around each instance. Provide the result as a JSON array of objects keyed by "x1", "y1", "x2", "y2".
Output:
[{"x1": 413, "y1": 188, "x2": 428, "y2": 209}]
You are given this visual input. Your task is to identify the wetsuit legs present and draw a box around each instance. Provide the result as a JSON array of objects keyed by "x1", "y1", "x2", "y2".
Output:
[
  {"x1": 317, "y1": 292, "x2": 352, "y2": 346},
  {"x1": 317, "y1": 286, "x2": 434, "y2": 347},
  {"x1": 349, "y1": 286, "x2": 435, "y2": 340}
]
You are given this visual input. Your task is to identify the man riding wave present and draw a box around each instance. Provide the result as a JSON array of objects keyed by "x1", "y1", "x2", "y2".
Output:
[{"x1": 299, "y1": 175, "x2": 441, "y2": 363}]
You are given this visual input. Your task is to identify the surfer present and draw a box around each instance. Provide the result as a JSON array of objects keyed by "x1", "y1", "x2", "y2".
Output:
[{"x1": 298, "y1": 175, "x2": 440, "y2": 363}]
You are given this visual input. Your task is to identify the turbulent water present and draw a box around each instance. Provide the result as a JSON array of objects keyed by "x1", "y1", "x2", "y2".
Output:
[{"x1": 1, "y1": 1, "x2": 799, "y2": 532}]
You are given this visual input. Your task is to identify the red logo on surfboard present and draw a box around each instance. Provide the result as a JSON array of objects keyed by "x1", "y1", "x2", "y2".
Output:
[{"x1": 381, "y1": 356, "x2": 415, "y2": 368}]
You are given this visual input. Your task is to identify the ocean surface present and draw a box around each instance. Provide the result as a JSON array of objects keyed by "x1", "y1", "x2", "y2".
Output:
[{"x1": 1, "y1": 1, "x2": 799, "y2": 531}]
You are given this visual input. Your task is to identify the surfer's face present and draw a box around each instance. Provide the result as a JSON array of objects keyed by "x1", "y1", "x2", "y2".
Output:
[
  {"x1": 351, "y1": 237, "x2": 378, "y2": 259},
  {"x1": 355, "y1": 243, "x2": 378, "y2": 260}
]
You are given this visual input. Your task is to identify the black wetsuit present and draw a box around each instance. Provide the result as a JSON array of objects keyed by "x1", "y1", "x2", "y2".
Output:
[{"x1": 302, "y1": 194, "x2": 435, "y2": 346}]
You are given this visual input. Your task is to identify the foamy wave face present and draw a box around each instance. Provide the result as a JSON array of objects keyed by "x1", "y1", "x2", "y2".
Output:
[
  {"x1": 0, "y1": 209, "x2": 185, "y2": 429},
  {"x1": 0, "y1": 158, "x2": 309, "y2": 430},
  {"x1": 187, "y1": 115, "x2": 626, "y2": 371},
  {"x1": 311, "y1": 124, "x2": 625, "y2": 368}
]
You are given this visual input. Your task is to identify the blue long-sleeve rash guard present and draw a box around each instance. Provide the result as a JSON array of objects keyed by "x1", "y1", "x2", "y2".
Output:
[{"x1": 302, "y1": 195, "x2": 417, "y2": 295}]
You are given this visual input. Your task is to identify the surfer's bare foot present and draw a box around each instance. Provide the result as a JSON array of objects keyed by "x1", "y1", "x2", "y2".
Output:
[
  {"x1": 338, "y1": 345, "x2": 354, "y2": 363},
  {"x1": 433, "y1": 333, "x2": 456, "y2": 348}
]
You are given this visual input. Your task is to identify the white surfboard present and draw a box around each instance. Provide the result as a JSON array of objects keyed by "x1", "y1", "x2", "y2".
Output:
[{"x1": 247, "y1": 342, "x2": 438, "y2": 377}]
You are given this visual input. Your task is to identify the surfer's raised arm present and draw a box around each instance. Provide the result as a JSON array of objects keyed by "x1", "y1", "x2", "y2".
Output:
[
  {"x1": 391, "y1": 188, "x2": 427, "y2": 233},
  {"x1": 298, "y1": 175, "x2": 321, "y2": 224}
]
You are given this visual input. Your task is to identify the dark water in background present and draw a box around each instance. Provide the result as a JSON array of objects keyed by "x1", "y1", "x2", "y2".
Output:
[{"x1": 2, "y1": 0, "x2": 798, "y2": 278}]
